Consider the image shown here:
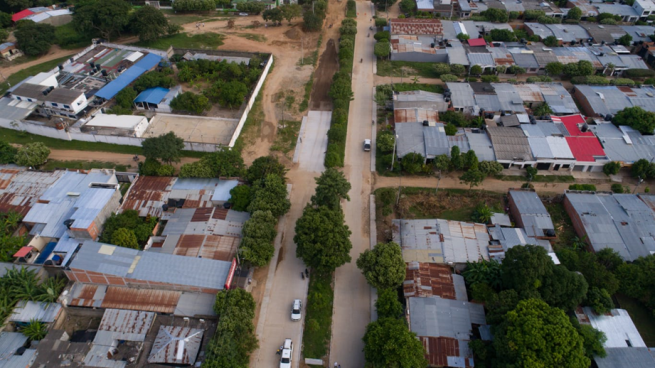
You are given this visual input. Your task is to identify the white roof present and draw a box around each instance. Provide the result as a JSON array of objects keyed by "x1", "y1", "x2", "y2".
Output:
[
  {"x1": 86, "y1": 114, "x2": 147, "y2": 129},
  {"x1": 125, "y1": 51, "x2": 144, "y2": 63},
  {"x1": 584, "y1": 308, "x2": 646, "y2": 348}
]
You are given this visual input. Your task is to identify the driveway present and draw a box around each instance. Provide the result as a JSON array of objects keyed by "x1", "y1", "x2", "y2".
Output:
[{"x1": 329, "y1": 3, "x2": 376, "y2": 367}]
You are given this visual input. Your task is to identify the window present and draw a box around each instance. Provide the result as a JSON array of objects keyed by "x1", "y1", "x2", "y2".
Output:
[
  {"x1": 16, "y1": 96, "x2": 21, "y2": 100},
  {"x1": 51, "y1": 102, "x2": 58, "y2": 107},
  {"x1": 63, "y1": 105, "x2": 70, "y2": 109},
  {"x1": 27, "y1": 98, "x2": 32, "y2": 102}
]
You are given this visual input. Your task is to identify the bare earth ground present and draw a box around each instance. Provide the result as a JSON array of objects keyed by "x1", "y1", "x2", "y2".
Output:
[
  {"x1": 47, "y1": 149, "x2": 199, "y2": 170},
  {"x1": 309, "y1": 39, "x2": 338, "y2": 111}
]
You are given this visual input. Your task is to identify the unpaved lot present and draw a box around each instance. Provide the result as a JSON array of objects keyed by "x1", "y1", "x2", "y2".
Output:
[{"x1": 310, "y1": 38, "x2": 339, "y2": 111}]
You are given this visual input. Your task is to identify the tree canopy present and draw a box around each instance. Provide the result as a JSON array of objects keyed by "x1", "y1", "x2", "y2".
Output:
[
  {"x1": 129, "y1": 5, "x2": 179, "y2": 42},
  {"x1": 493, "y1": 299, "x2": 590, "y2": 368},
  {"x1": 612, "y1": 106, "x2": 655, "y2": 135},
  {"x1": 356, "y1": 242, "x2": 405, "y2": 290},
  {"x1": 501, "y1": 245, "x2": 553, "y2": 296},
  {"x1": 294, "y1": 205, "x2": 352, "y2": 273},
  {"x1": 248, "y1": 174, "x2": 290, "y2": 217},
  {"x1": 246, "y1": 156, "x2": 287, "y2": 184},
  {"x1": 375, "y1": 288, "x2": 404, "y2": 319},
  {"x1": 239, "y1": 210, "x2": 277, "y2": 266},
  {"x1": 312, "y1": 167, "x2": 351, "y2": 210},
  {"x1": 15, "y1": 142, "x2": 50, "y2": 167},
  {"x1": 73, "y1": 0, "x2": 131, "y2": 40},
  {"x1": 142, "y1": 132, "x2": 185, "y2": 165},
  {"x1": 363, "y1": 318, "x2": 427, "y2": 368},
  {"x1": 14, "y1": 21, "x2": 55, "y2": 56},
  {"x1": 0, "y1": 140, "x2": 16, "y2": 164}
]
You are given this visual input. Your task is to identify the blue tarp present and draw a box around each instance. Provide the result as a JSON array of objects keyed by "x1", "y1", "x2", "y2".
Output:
[
  {"x1": 95, "y1": 53, "x2": 162, "y2": 100},
  {"x1": 134, "y1": 87, "x2": 169, "y2": 104}
]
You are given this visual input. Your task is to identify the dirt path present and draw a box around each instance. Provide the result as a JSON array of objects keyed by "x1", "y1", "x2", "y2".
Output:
[
  {"x1": 0, "y1": 45, "x2": 85, "y2": 77},
  {"x1": 48, "y1": 149, "x2": 199, "y2": 170}
]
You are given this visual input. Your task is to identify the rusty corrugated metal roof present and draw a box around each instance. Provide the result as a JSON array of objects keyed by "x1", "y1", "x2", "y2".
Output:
[
  {"x1": 174, "y1": 234, "x2": 238, "y2": 261},
  {"x1": 390, "y1": 18, "x2": 443, "y2": 36},
  {"x1": 420, "y1": 337, "x2": 472, "y2": 368},
  {"x1": 404, "y1": 262, "x2": 457, "y2": 299},
  {"x1": 0, "y1": 168, "x2": 65, "y2": 216},
  {"x1": 121, "y1": 176, "x2": 175, "y2": 217},
  {"x1": 191, "y1": 207, "x2": 213, "y2": 222},
  {"x1": 98, "y1": 309, "x2": 155, "y2": 336},
  {"x1": 394, "y1": 109, "x2": 439, "y2": 123},
  {"x1": 102, "y1": 287, "x2": 180, "y2": 313}
]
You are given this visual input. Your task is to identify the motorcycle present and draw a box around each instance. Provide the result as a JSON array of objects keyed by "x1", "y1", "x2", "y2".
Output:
[
  {"x1": 360, "y1": 58, "x2": 363, "y2": 63},
  {"x1": 301, "y1": 272, "x2": 305, "y2": 280}
]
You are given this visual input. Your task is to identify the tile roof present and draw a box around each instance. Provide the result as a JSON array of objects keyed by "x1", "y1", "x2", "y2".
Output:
[{"x1": 390, "y1": 19, "x2": 444, "y2": 35}]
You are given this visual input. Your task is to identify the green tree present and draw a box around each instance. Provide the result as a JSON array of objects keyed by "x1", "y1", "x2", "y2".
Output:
[
  {"x1": 141, "y1": 131, "x2": 184, "y2": 165},
  {"x1": 472, "y1": 202, "x2": 492, "y2": 224},
  {"x1": 539, "y1": 265, "x2": 588, "y2": 311},
  {"x1": 501, "y1": 245, "x2": 553, "y2": 297},
  {"x1": 0, "y1": 12, "x2": 11, "y2": 28},
  {"x1": 494, "y1": 299, "x2": 590, "y2": 368},
  {"x1": 248, "y1": 174, "x2": 291, "y2": 217},
  {"x1": 377, "y1": 132, "x2": 395, "y2": 153},
  {"x1": 463, "y1": 259, "x2": 503, "y2": 289},
  {"x1": 21, "y1": 320, "x2": 47, "y2": 341},
  {"x1": 613, "y1": 106, "x2": 655, "y2": 135},
  {"x1": 173, "y1": 0, "x2": 215, "y2": 11},
  {"x1": 532, "y1": 102, "x2": 553, "y2": 116},
  {"x1": 262, "y1": 8, "x2": 283, "y2": 24},
  {"x1": 508, "y1": 65, "x2": 527, "y2": 76},
  {"x1": 357, "y1": 242, "x2": 405, "y2": 290},
  {"x1": 374, "y1": 41, "x2": 390, "y2": 59},
  {"x1": 375, "y1": 288, "x2": 403, "y2": 319},
  {"x1": 363, "y1": 318, "x2": 427, "y2": 368},
  {"x1": 440, "y1": 74, "x2": 458, "y2": 82},
  {"x1": 401, "y1": 152, "x2": 424, "y2": 174},
  {"x1": 444, "y1": 123, "x2": 458, "y2": 136},
  {"x1": 0, "y1": 28, "x2": 8, "y2": 43},
  {"x1": 459, "y1": 169, "x2": 485, "y2": 190},
  {"x1": 240, "y1": 210, "x2": 277, "y2": 266},
  {"x1": 201, "y1": 148, "x2": 245, "y2": 177},
  {"x1": 573, "y1": 321, "x2": 607, "y2": 360},
  {"x1": 129, "y1": 5, "x2": 177, "y2": 42},
  {"x1": 603, "y1": 161, "x2": 621, "y2": 176},
  {"x1": 115, "y1": 87, "x2": 137, "y2": 109},
  {"x1": 577, "y1": 60, "x2": 594, "y2": 76},
  {"x1": 470, "y1": 65, "x2": 483, "y2": 75},
  {"x1": 568, "y1": 6, "x2": 582, "y2": 20},
  {"x1": 544, "y1": 35, "x2": 559, "y2": 47},
  {"x1": 279, "y1": 4, "x2": 302, "y2": 24},
  {"x1": 312, "y1": 167, "x2": 351, "y2": 210},
  {"x1": 111, "y1": 228, "x2": 139, "y2": 249},
  {"x1": 15, "y1": 142, "x2": 50, "y2": 167},
  {"x1": 481, "y1": 8, "x2": 508, "y2": 22},
  {"x1": 73, "y1": 0, "x2": 131, "y2": 40},
  {"x1": 229, "y1": 185, "x2": 252, "y2": 211},
  {"x1": 0, "y1": 140, "x2": 17, "y2": 164},
  {"x1": 303, "y1": 11, "x2": 323, "y2": 32},
  {"x1": 463, "y1": 150, "x2": 478, "y2": 170},
  {"x1": 490, "y1": 28, "x2": 516, "y2": 41},
  {"x1": 479, "y1": 161, "x2": 503, "y2": 176},
  {"x1": 399, "y1": 0, "x2": 415, "y2": 13},
  {"x1": 246, "y1": 156, "x2": 287, "y2": 184},
  {"x1": 546, "y1": 61, "x2": 564, "y2": 75},
  {"x1": 450, "y1": 64, "x2": 466, "y2": 76},
  {"x1": 526, "y1": 166, "x2": 538, "y2": 181},
  {"x1": 631, "y1": 158, "x2": 655, "y2": 179},
  {"x1": 294, "y1": 205, "x2": 352, "y2": 273},
  {"x1": 14, "y1": 21, "x2": 55, "y2": 56},
  {"x1": 237, "y1": 1, "x2": 267, "y2": 13},
  {"x1": 618, "y1": 33, "x2": 633, "y2": 47},
  {"x1": 450, "y1": 146, "x2": 462, "y2": 170},
  {"x1": 170, "y1": 91, "x2": 211, "y2": 114},
  {"x1": 584, "y1": 287, "x2": 614, "y2": 314},
  {"x1": 457, "y1": 32, "x2": 470, "y2": 41},
  {"x1": 178, "y1": 161, "x2": 214, "y2": 178}
]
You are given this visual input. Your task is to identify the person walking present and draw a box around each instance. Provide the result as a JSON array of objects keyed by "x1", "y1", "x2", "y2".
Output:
[{"x1": 334, "y1": 363, "x2": 338, "y2": 367}]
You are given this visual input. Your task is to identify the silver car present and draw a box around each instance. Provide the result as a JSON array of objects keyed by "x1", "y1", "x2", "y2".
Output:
[{"x1": 291, "y1": 299, "x2": 302, "y2": 321}]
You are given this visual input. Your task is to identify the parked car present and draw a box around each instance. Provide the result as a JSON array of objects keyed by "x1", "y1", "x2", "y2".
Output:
[
  {"x1": 238, "y1": 12, "x2": 248, "y2": 16},
  {"x1": 363, "y1": 139, "x2": 371, "y2": 151},
  {"x1": 279, "y1": 338, "x2": 293, "y2": 368},
  {"x1": 291, "y1": 299, "x2": 302, "y2": 321}
]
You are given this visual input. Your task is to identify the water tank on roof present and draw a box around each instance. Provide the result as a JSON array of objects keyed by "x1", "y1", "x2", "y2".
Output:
[
  {"x1": 581, "y1": 123, "x2": 589, "y2": 132},
  {"x1": 58, "y1": 64, "x2": 63, "y2": 71},
  {"x1": 167, "y1": 198, "x2": 177, "y2": 208},
  {"x1": 605, "y1": 114, "x2": 613, "y2": 121},
  {"x1": 63, "y1": 219, "x2": 74, "y2": 229},
  {"x1": 176, "y1": 199, "x2": 185, "y2": 208},
  {"x1": 423, "y1": 120, "x2": 429, "y2": 126},
  {"x1": 162, "y1": 204, "x2": 169, "y2": 212},
  {"x1": 223, "y1": 202, "x2": 232, "y2": 209}
]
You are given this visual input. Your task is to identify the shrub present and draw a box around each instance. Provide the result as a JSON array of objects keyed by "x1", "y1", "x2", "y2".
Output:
[
  {"x1": 611, "y1": 184, "x2": 624, "y2": 193},
  {"x1": 440, "y1": 74, "x2": 458, "y2": 82},
  {"x1": 375, "y1": 18, "x2": 388, "y2": 27},
  {"x1": 624, "y1": 69, "x2": 655, "y2": 78},
  {"x1": 611, "y1": 78, "x2": 635, "y2": 86},
  {"x1": 603, "y1": 161, "x2": 621, "y2": 176},
  {"x1": 374, "y1": 31, "x2": 390, "y2": 41},
  {"x1": 568, "y1": 184, "x2": 597, "y2": 191}
]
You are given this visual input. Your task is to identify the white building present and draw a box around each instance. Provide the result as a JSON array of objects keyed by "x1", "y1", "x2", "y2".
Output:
[{"x1": 82, "y1": 114, "x2": 150, "y2": 137}]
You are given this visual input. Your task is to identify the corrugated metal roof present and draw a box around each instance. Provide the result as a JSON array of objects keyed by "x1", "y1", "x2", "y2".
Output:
[
  {"x1": 409, "y1": 296, "x2": 486, "y2": 339},
  {"x1": 1, "y1": 348, "x2": 36, "y2": 368},
  {"x1": 486, "y1": 127, "x2": 534, "y2": 161},
  {"x1": 595, "y1": 348, "x2": 655, "y2": 368},
  {"x1": 95, "y1": 53, "x2": 162, "y2": 100},
  {"x1": 394, "y1": 108, "x2": 440, "y2": 124},
  {"x1": 583, "y1": 307, "x2": 646, "y2": 348},
  {"x1": 0, "y1": 167, "x2": 64, "y2": 216},
  {"x1": 447, "y1": 82, "x2": 476, "y2": 108},
  {"x1": 390, "y1": 18, "x2": 443, "y2": 35},
  {"x1": 96, "y1": 309, "x2": 155, "y2": 343},
  {"x1": 467, "y1": 53, "x2": 494, "y2": 67},
  {"x1": 420, "y1": 337, "x2": 473, "y2": 368},
  {"x1": 9, "y1": 300, "x2": 61, "y2": 323},
  {"x1": 0, "y1": 332, "x2": 28, "y2": 362},
  {"x1": 596, "y1": 3, "x2": 639, "y2": 17},
  {"x1": 147, "y1": 326, "x2": 203, "y2": 365},
  {"x1": 464, "y1": 130, "x2": 495, "y2": 161},
  {"x1": 404, "y1": 262, "x2": 466, "y2": 300}
]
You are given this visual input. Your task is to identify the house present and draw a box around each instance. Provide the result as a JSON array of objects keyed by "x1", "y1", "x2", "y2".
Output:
[
  {"x1": 95, "y1": 53, "x2": 162, "y2": 100},
  {"x1": 404, "y1": 262, "x2": 468, "y2": 300},
  {"x1": 556, "y1": 114, "x2": 609, "y2": 172},
  {"x1": 596, "y1": 3, "x2": 640, "y2": 22},
  {"x1": 486, "y1": 126, "x2": 535, "y2": 168},
  {"x1": 0, "y1": 42, "x2": 22, "y2": 61},
  {"x1": 581, "y1": 24, "x2": 626, "y2": 44},
  {"x1": 632, "y1": 0, "x2": 655, "y2": 18},
  {"x1": 620, "y1": 25, "x2": 655, "y2": 42},
  {"x1": 520, "y1": 121, "x2": 576, "y2": 171},
  {"x1": 134, "y1": 86, "x2": 181, "y2": 113},
  {"x1": 22, "y1": 169, "x2": 120, "y2": 241},
  {"x1": 393, "y1": 90, "x2": 448, "y2": 123},
  {"x1": 408, "y1": 297, "x2": 486, "y2": 367},
  {"x1": 82, "y1": 114, "x2": 150, "y2": 137},
  {"x1": 573, "y1": 85, "x2": 655, "y2": 118},
  {"x1": 66, "y1": 241, "x2": 236, "y2": 293},
  {"x1": 11, "y1": 9, "x2": 34, "y2": 22},
  {"x1": 507, "y1": 190, "x2": 556, "y2": 238},
  {"x1": 0, "y1": 166, "x2": 65, "y2": 216},
  {"x1": 576, "y1": 307, "x2": 655, "y2": 368},
  {"x1": 389, "y1": 18, "x2": 444, "y2": 36},
  {"x1": 390, "y1": 35, "x2": 449, "y2": 62},
  {"x1": 10, "y1": 83, "x2": 89, "y2": 119},
  {"x1": 0, "y1": 332, "x2": 36, "y2": 368},
  {"x1": 392, "y1": 219, "x2": 490, "y2": 268},
  {"x1": 445, "y1": 82, "x2": 478, "y2": 115},
  {"x1": 513, "y1": 83, "x2": 579, "y2": 115},
  {"x1": 563, "y1": 192, "x2": 655, "y2": 261},
  {"x1": 589, "y1": 123, "x2": 655, "y2": 165},
  {"x1": 488, "y1": 225, "x2": 561, "y2": 263},
  {"x1": 567, "y1": 0, "x2": 599, "y2": 18},
  {"x1": 147, "y1": 326, "x2": 204, "y2": 365}
]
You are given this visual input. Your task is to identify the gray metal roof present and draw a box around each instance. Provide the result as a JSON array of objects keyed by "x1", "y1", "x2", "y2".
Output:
[
  {"x1": 546, "y1": 24, "x2": 592, "y2": 42},
  {"x1": 525, "y1": 23, "x2": 554, "y2": 39},
  {"x1": 424, "y1": 123, "x2": 451, "y2": 157},
  {"x1": 175, "y1": 292, "x2": 217, "y2": 317},
  {"x1": 596, "y1": 3, "x2": 639, "y2": 17},
  {"x1": 95, "y1": 309, "x2": 155, "y2": 343},
  {"x1": 447, "y1": 44, "x2": 469, "y2": 66},
  {"x1": 591, "y1": 124, "x2": 655, "y2": 164},
  {"x1": 574, "y1": 85, "x2": 634, "y2": 116},
  {"x1": 409, "y1": 296, "x2": 486, "y2": 339},
  {"x1": 581, "y1": 24, "x2": 626, "y2": 44},
  {"x1": 9, "y1": 300, "x2": 61, "y2": 323},
  {"x1": 464, "y1": 130, "x2": 496, "y2": 161},
  {"x1": 447, "y1": 82, "x2": 476, "y2": 108},
  {"x1": 0, "y1": 332, "x2": 28, "y2": 363},
  {"x1": 396, "y1": 122, "x2": 426, "y2": 159},
  {"x1": 491, "y1": 83, "x2": 526, "y2": 113},
  {"x1": 467, "y1": 53, "x2": 494, "y2": 67},
  {"x1": 69, "y1": 241, "x2": 232, "y2": 290},
  {"x1": 511, "y1": 53, "x2": 539, "y2": 69},
  {"x1": 595, "y1": 348, "x2": 655, "y2": 368},
  {"x1": 486, "y1": 127, "x2": 534, "y2": 161},
  {"x1": 584, "y1": 307, "x2": 646, "y2": 348},
  {"x1": 0, "y1": 97, "x2": 37, "y2": 121},
  {"x1": 11, "y1": 83, "x2": 48, "y2": 100},
  {"x1": 46, "y1": 88, "x2": 84, "y2": 105},
  {"x1": 509, "y1": 190, "x2": 555, "y2": 237},
  {"x1": 620, "y1": 25, "x2": 655, "y2": 42},
  {"x1": 147, "y1": 326, "x2": 203, "y2": 365}
]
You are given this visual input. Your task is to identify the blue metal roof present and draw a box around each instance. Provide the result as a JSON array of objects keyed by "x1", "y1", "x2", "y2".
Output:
[
  {"x1": 134, "y1": 87, "x2": 169, "y2": 104},
  {"x1": 95, "y1": 53, "x2": 162, "y2": 100}
]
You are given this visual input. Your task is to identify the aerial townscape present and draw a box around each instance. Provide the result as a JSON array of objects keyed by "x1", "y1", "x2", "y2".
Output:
[{"x1": 3, "y1": 0, "x2": 655, "y2": 367}]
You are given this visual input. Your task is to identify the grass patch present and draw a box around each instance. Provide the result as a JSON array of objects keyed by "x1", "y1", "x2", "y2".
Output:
[
  {"x1": 234, "y1": 33, "x2": 267, "y2": 42},
  {"x1": 376, "y1": 59, "x2": 441, "y2": 78},
  {"x1": 55, "y1": 23, "x2": 92, "y2": 49},
  {"x1": 233, "y1": 79, "x2": 266, "y2": 152},
  {"x1": 42, "y1": 160, "x2": 130, "y2": 172},
  {"x1": 271, "y1": 120, "x2": 301, "y2": 157},
  {"x1": 0, "y1": 55, "x2": 74, "y2": 95},
  {"x1": 498, "y1": 175, "x2": 576, "y2": 183},
  {"x1": 302, "y1": 271, "x2": 334, "y2": 360},
  {"x1": 0, "y1": 127, "x2": 206, "y2": 158},
  {"x1": 615, "y1": 293, "x2": 655, "y2": 346},
  {"x1": 299, "y1": 74, "x2": 314, "y2": 112},
  {"x1": 543, "y1": 201, "x2": 576, "y2": 251},
  {"x1": 392, "y1": 82, "x2": 444, "y2": 94},
  {"x1": 132, "y1": 32, "x2": 224, "y2": 50}
]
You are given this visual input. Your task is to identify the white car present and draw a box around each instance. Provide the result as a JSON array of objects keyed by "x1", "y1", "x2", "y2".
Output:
[
  {"x1": 363, "y1": 139, "x2": 371, "y2": 151},
  {"x1": 279, "y1": 338, "x2": 293, "y2": 368},
  {"x1": 291, "y1": 299, "x2": 302, "y2": 321},
  {"x1": 238, "y1": 12, "x2": 249, "y2": 16}
]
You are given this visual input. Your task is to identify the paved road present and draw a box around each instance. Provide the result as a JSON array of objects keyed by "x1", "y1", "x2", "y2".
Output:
[
  {"x1": 329, "y1": 3, "x2": 375, "y2": 367},
  {"x1": 251, "y1": 111, "x2": 330, "y2": 367}
]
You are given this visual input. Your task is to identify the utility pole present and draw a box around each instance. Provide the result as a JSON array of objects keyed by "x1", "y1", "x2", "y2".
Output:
[{"x1": 435, "y1": 170, "x2": 442, "y2": 195}]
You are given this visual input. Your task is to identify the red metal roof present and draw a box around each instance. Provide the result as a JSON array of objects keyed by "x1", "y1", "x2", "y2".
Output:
[
  {"x1": 404, "y1": 263, "x2": 457, "y2": 299},
  {"x1": 468, "y1": 38, "x2": 487, "y2": 47},
  {"x1": 554, "y1": 114, "x2": 595, "y2": 137},
  {"x1": 566, "y1": 137, "x2": 606, "y2": 162},
  {"x1": 12, "y1": 9, "x2": 34, "y2": 22},
  {"x1": 13, "y1": 246, "x2": 33, "y2": 258}
]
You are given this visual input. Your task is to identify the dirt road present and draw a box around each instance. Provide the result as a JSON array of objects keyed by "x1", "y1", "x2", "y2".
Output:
[{"x1": 47, "y1": 149, "x2": 199, "y2": 170}]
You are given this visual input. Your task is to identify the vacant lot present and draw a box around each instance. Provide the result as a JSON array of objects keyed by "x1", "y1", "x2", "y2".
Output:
[
  {"x1": 309, "y1": 39, "x2": 338, "y2": 111},
  {"x1": 615, "y1": 293, "x2": 655, "y2": 346},
  {"x1": 376, "y1": 60, "x2": 440, "y2": 78},
  {"x1": 544, "y1": 200, "x2": 577, "y2": 251},
  {"x1": 132, "y1": 32, "x2": 224, "y2": 50}
]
